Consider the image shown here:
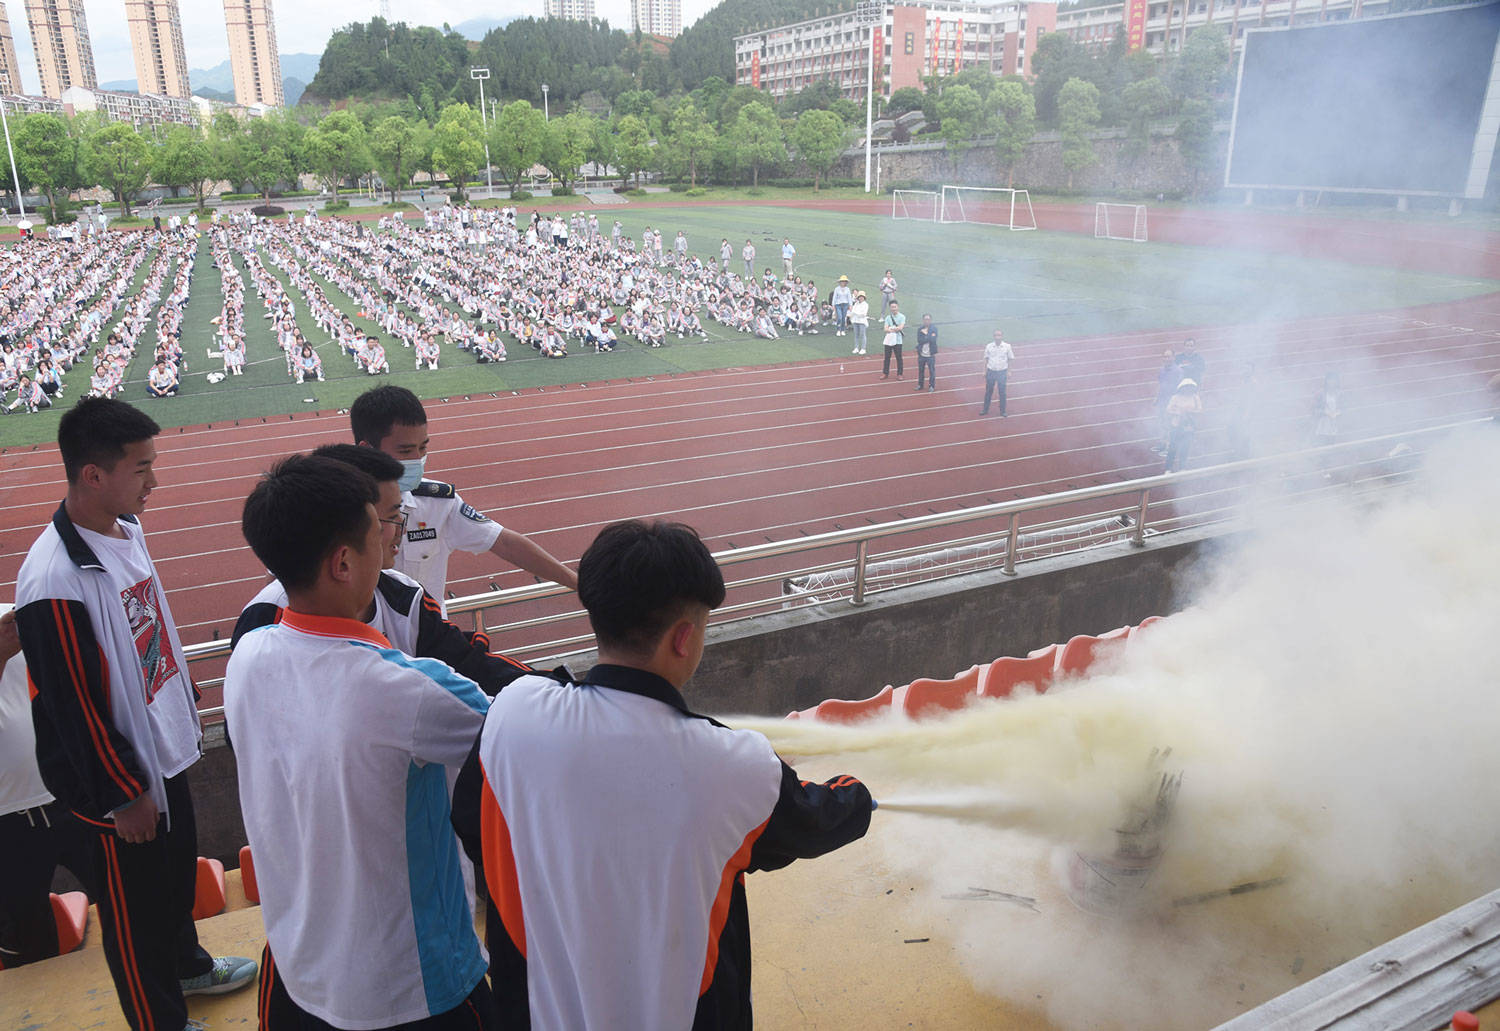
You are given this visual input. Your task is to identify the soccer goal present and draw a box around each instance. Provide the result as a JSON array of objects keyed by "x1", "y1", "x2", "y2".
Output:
[
  {"x1": 892, "y1": 189, "x2": 939, "y2": 221},
  {"x1": 939, "y1": 186, "x2": 1037, "y2": 231},
  {"x1": 1094, "y1": 202, "x2": 1148, "y2": 243}
]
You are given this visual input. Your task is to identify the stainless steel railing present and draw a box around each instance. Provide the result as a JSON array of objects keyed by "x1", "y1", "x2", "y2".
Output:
[{"x1": 186, "y1": 418, "x2": 1483, "y2": 718}]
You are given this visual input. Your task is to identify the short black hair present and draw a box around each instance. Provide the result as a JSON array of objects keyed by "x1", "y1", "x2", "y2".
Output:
[
  {"x1": 241, "y1": 454, "x2": 379, "y2": 592},
  {"x1": 578, "y1": 520, "x2": 725, "y2": 655},
  {"x1": 312, "y1": 443, "x2": 404, "y2": 484},
  {"x1": 57, "y1": 397, "x2": 160, "y2": 484},
  {"x1": 349, "y1": 385, "x2": 427, "y2": 447}
]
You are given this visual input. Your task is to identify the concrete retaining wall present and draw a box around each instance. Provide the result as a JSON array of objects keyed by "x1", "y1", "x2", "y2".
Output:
[{"x1": 834, "y1": 125, "x2": 1232, "y2": 197}]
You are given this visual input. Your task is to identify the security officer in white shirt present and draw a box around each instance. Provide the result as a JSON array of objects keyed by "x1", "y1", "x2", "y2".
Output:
[{"x1": 350, "y1": 386, "x2": 578, "y2": 615}]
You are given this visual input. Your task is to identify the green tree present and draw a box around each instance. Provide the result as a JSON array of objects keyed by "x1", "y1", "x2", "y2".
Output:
[
  {"x1": 12, "y1": 113, "x2": 75, "y2": 216},
  {"x1": 85, "y1": 122, "x2": 151, "y2": 216},
  {"x1": 990, "y1": 80, "x2": 1036, "y2": 186},
  {"x1": 370, "y1": 114, "x2": 419, "y2": 202},
  {"x1": 1175, "y1": 97, "x2": 1218, "y2": 195},
  {"x1": 1057, "y1": 77, "x2": 1102, "y2": 189},
  {"x1": 886, "y1": 86, "x2": 926, "y2": 118},
  {"x1": 431, "y1": 102, "x2": 485, "y2": 199},
  {"x1": 1120, "y1": 77, "x2": 1171, "y2": 161},
  {"x1": 788, "y1": 108, "x2": 846, "y2": 191},
  {"x1": 1171, "y1": 25, "x2": 1231, "y2": 109},
  {"x1": 1032, "y1": 32, "x2": 1099, "y2": 127},
  {"x1": 667, "y1": 100, "x2": 716, "y2": 187},
  {"x1": 209, "y1": 111, "x2": 249, "y2": 192},
  {"x1": 614, "y1": 114, "x2": 652, "y2": 187},
  {"x1": 490, "y1": 100, "x2": 546, "y2": 195},
  {"x1": 152, "y1": 125, "x2": 214, "y2": 207},
  {"x1": 727, "y1": 101, "x2": 784, "y2": 187},
  {"x1": 936, "y1": 83, "x2": 983, "y2": 164},
  {"x1": 538, "y1": 110, "x2": 592, "y2": 187},
  {"x1": 304, "y1": 109, "x2": 373, "y2": 196},
  {"x1": 243, "y1": 117, "x2": 294, "y2": 198}
]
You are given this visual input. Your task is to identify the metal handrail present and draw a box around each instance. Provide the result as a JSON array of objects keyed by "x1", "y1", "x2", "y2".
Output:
[{"x1": 184, "y1": 418, "x2": 1484, "y2": 705}]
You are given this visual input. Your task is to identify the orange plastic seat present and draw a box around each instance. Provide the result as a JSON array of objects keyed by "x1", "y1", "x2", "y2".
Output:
[
  {"x1": 239, "y1": 845, "x2": 259, "y2": 905},
  {"x1": 50, "y1": 891, "x2": 89, "y2": 954},
  {"x1": 978, "y1": 652, "x2": 1057, "y2": 699},
  {"x1": 893, "y1": 665, "x2": 984, "y2": 719},
  {"x1": 1127, "y1": 616, "x2": 1166, "y2": 647},
  {"x1": 813, "y1": 684, "x2": 894, "y2": 724},
  {"x1": 1057, "y1": 627, "x2": 1129, "y2": 677},
  {"x1": 192, "y1": 857, "x2": 226, "y2": 921}
]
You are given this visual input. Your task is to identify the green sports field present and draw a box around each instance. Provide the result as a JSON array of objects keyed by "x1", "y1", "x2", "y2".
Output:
[{"x1": 1, "y1": 203, "x2": 1493, "y2": 448}]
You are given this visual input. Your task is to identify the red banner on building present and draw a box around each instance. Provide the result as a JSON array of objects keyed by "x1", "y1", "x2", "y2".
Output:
[
  {"x1": 955, "y1": 19, "x2": 964, "y2": 71},
  {"x1": 931, "y1": 17, "x2": 941, "y2": 74},
  {"x1": 1125, "y1": 0, "x2": 1147, "y2": 49},
  {"x1": 872, "y1": 24, "x2": 883, "y2": 80},
  {"x1": 751, "y1": 50, "x2": 761, "y2": 88}
]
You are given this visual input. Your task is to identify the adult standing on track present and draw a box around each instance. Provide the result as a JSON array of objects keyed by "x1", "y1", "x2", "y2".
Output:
[
  {"x1": 915, "y1": 314, "x2": 938, "y2": 392},
  {"x1": 781, "y1": 238, "x2": 796, "y2": 278},
  {"x1": 1164, "y1": 379, "x2": 1203, "y2": 472},
  {"x1": 879, "y1": 269, "x2": 898, "y2": 316},
  {"x1": 881, "y1": 301, "x2": 906, "y2": 380},
  {"x1": 979, "y1": 328, "x2": 1016, "y2": 416},
  {"x1": 849, "y1": 290, "x2": 869, "y2": 355},
  {"x1": 1150, "y1": 348, "x2": 1178, "y2": 455},
  {"x1": 350, "y1": 386, "x2": 578, "y2": 616},
  {"x1": 13, "y1": 398, "x2": 256, "y2": 1030},
  {"x1": 1177, "y1": 338, "x2": 1205, "y2": 388}
]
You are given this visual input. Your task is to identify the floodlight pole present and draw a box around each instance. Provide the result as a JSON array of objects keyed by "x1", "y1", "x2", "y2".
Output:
[
  {"x1": 471, "y1": 67, "x2": 493, "y2": 199},
  {"x1": 541, "y1": 84, "x2": 550, "y2": 121},
  {"x1": 858, "y1": 1, "x2": 881, "y2": 193},
  {"x1": 0, "y1": 98, "x2": 24, "y2": 217}
]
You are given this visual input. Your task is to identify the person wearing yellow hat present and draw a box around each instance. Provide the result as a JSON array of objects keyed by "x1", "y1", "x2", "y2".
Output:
[{"x1": 832, "y1": 276, "x2": 853, "y2": 337}]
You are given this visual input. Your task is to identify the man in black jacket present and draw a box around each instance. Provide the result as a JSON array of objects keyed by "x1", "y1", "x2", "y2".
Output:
[{"x1": 915, "y1": 314, "x2": 939, "y2": 392}]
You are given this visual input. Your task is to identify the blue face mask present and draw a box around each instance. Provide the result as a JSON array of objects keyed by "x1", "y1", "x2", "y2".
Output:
[{"x1": 397, "y1": 457, "x2": 426, "y2": 492}]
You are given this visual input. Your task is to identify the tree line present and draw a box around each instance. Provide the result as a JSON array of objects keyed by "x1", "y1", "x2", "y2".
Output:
[{"x1": 3, "y1": 20, "x2": 1233, "y2": 219}]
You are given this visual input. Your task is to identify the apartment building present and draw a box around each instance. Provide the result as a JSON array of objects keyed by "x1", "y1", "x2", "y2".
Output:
[
  {"x1": 1054, "y1": 0, "x2": 1391, "y2": 54},
  {"x1": 126, "y1": 0, "x2": 191, "y2": 98},
  {"x1": 24, "y1": 0, "x2": 97, "y2": 98},
  {"x1": 735, "y1": 0, "x2": 1057, "y2": 101},
  {"x1": 224, "y1": 0, "x2": 283, "y2": 107}
]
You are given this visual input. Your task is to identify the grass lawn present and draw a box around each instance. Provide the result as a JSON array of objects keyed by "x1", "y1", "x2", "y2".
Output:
[{"x1": 2, "y1": 203, "x2": 1494, "y2": 449}]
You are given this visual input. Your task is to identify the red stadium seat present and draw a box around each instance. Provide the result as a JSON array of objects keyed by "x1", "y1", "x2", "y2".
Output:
[
  {"x1": 239, "y1": 845, "x2": 259, "y2": 905},
  {"x1": 50, "y1": 892, "x2": 89, "y2": 955},
  {"x1": 1057, "y1": 627, "x2": 1129, "y2": 677},
  {"x1": 893, "y1": 665, "x2": 984, "y2": 719},
  {"x1": 978, "y1": 652, "x2": 1057, "y2": 699},
  {"x1": 192, "y1": 857, "x2": 226, "y2": 921},
  {"x1": 813, "y1": 684, "x2": 895, "y2": 724}
]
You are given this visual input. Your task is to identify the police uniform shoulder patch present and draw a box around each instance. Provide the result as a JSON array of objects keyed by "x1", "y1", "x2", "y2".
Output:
[
  {"x1": 412, "y1": 480, "x2": 456, "y2": 499},
  {"x1": 459, "y1": 503, "x2": 491, "y2": 523}
]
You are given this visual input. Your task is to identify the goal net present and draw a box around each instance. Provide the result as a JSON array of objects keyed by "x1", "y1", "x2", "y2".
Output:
[
  {"x1": 1094, "y1": 202, "x2": 1148, "y2": 242},
  {"x1": 939, "y1": 186, "x2": 1037, "y2": 230},
  {"x1": 892, "y1": 189, "x2": 939, "y2": 221}
]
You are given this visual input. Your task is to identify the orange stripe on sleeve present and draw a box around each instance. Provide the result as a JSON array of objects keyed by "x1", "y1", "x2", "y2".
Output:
[
  {"x1": 55, "y1": 602, "x2": 145, "y2": 800},
  {"x1": 699, "y1": 815, "x2": 770, "y2": 996},
  {"x1": 478, "y1": 767, "x2": 527, "y2": 959}
]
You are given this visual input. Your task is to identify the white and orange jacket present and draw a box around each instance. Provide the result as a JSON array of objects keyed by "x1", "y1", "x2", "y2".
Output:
[{"x1": 453, "y1": 664, "x2": 873, "y2": 1030}]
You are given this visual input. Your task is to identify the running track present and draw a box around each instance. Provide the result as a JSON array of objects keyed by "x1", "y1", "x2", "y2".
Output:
[{"x1": 2, "y1": 206, "x2": 1498, "y2": 670}]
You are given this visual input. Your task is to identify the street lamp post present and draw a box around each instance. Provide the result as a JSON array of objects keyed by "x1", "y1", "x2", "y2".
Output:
[
  {"x1": 857, "y1": 1, "x2": 881, "y2": 193},
  {"x1": 0, "y1": 98, "x2": 25, "y2": 219},
  {"x1": 541, "y1": 84, "x2": 550, "y2": 122},
  {"x1": 470, "y1": 67, "x2": 493, "y2": 199}
]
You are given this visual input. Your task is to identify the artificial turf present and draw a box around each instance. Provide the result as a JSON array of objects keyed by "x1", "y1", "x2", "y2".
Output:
[{"x1": 1, "y1": 203, "x2": 1494, "y2": 448}]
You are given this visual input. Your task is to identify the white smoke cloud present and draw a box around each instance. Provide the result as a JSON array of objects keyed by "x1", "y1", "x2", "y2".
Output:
[{"x1": 732, "y1": 425, "x2": 1500, "y2": 1029}]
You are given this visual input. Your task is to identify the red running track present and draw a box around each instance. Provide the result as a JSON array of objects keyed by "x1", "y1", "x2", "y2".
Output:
[{"x1": 2, "y1": 207, "x2": 1498, "y2": 663}]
